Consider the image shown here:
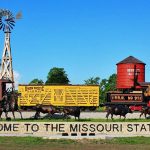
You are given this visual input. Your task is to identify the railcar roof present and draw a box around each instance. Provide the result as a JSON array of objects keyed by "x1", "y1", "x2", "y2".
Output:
[{"x1": 18, "y1": 84, "x2": 99, "y2": 86}]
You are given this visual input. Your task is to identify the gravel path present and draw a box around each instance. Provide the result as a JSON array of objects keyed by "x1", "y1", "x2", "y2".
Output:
[{"x1": 0, "y1": 111, "x2": 145, "y2": 120}]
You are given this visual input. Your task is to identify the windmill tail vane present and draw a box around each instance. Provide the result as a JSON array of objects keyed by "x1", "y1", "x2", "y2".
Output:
[{"x1": 16, "y1": 11, "x2": 22, "y2": 19}]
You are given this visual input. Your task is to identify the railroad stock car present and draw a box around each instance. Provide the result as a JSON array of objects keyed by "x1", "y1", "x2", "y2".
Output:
[{"x1": 18, "y1": 85, "x2": 99, "y2": 110}]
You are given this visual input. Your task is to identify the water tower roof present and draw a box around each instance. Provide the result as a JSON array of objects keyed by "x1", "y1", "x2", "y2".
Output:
[{"x1": 117, "y1": 56, "x2": 146, "y2": 65}]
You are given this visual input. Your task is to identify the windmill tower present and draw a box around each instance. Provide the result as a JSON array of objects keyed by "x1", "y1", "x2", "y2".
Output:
[
  {"x1": 1, "y1": 26, "x2": 14, "y2": 83},
  {"x1": 0, "y1": 9, "x2": 20, "y2": 99},
  {"x1": 0, "y1": 9, "x2": 15, "y2": 82}
]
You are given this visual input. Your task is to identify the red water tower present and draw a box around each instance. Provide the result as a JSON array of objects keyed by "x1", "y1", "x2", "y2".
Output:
[{"x1": 117, "y1": 56, "x2": 145, "y2": 89}]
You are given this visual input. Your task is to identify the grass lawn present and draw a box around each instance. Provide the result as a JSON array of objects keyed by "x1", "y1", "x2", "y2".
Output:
[{"x1": 0, "y1": 136, "x2": 150, "y2": 150}]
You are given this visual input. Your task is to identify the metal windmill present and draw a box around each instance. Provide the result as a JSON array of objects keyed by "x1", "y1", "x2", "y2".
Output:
[{"x1": 0, "y1": 9, "x2": 20, "y2": 90}]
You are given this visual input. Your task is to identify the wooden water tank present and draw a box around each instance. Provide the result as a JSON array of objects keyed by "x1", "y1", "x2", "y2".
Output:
[{"x1": 117, "y1": 56, "x2": 145, "y2": 89}]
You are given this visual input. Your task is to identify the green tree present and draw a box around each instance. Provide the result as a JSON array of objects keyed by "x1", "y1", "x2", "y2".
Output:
[
  {"x1": 99, "y1": 79, "x2": 107, "y2": 102},
  {"x1": 100, "y1": 74, "x2": 117, "y2": 103},
  {"x1": 29, "y1": 78, "x2": 44, "y2": 85},
  {"x1": 84, "y1": 77, "x2": 100, "y2": 85},
  {"x1": 107, "y1": 73, "x2": 117, "y2": 91},
  {"x1": 45, "y1": 67, "x2": 70, "y2": 84}
]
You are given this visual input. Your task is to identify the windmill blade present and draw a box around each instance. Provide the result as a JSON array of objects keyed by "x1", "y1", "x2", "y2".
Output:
[
  {"x1": 2, "y1": 24, "x2": 5, "y2": 31},
  {"x1": 9, "y1": 12, "x2": 13, "y2": 17},
  {"x1": 8, "y1": 19, "x2": 15, "y2": 25},
  {"x1": 7, "y1": 22, "x2": 14, "y2": 29},
  {"x1": 7, "y1": 11, "x2": 12, "y2": 17},
  {"x1": 9, "y1": 22, "x2": 15, "y2": 26},
  {"x1": 10, "y1": 20, "x2": 15, "y2": 24},
  {"x1": 10, "y1": 17, "x2": 15, "y2": 21},
  {"x1": 0, "y1": 24, "x2": 3, "y2": 30},
  {"x1": 9, "y1": 26, "x2": 13, "y2": 30}
]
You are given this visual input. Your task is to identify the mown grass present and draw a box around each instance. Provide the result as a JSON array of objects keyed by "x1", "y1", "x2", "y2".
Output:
[
  {"x1": 1, "y1": 136, "x2": 150, "y2": 150},
  {"x1": 108, "y1": 136, "x2": 150, "y2": 145},
  {"x1": 0, "y1": 136, "x2": 150, "y2": 147},
  {"x1": 0, "y1": 136, "x2": 76, "y2": 145}
]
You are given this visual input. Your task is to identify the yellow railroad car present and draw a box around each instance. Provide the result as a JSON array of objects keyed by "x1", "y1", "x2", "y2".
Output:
[{"x1": 18, "y1": 85, "x2": 99, "y2": 109}]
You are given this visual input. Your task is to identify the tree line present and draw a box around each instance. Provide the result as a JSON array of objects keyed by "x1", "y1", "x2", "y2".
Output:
[{"x1": 30, "y1": 67, "x2": 117, "y2": 103}]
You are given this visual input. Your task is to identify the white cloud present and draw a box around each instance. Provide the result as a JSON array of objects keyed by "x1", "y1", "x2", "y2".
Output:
[
  {"x1": 6, "y1": 70, "x2": 21, "y2": 90},
  {"x1": 14, "y1": 70, "x2": 21, "y2": 89}
]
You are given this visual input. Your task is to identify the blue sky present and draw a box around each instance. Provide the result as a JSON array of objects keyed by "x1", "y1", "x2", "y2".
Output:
[{"x1": 0, "y1": 0, "x2": 150, "y2": 84}]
